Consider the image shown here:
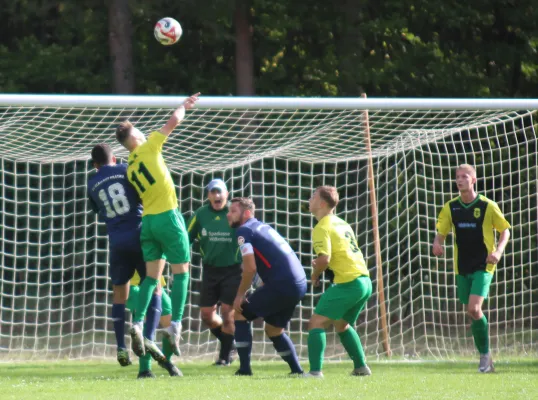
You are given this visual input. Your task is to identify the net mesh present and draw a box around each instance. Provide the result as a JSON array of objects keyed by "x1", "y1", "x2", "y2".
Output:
[{"x1": 0, "y1": 104, "x2": 536, "y2": 360}]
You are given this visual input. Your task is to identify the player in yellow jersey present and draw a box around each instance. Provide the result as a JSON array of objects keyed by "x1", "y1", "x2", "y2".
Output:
[
  {"x1": 126, "y1": 272, "x2": 181, "y2": 378},
  {"x1": 115, "y1": 93, "x2": 200, "y2": 359},
  {"x1": 433, "y1": 164, "x2": 510, "y2": 373},
  {"x1": 304, "y1": 186, "x2": 373, "y2": 378}
]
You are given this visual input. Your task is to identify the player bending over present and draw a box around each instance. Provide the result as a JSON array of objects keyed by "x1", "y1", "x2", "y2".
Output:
[
  {"x1": 433, "y1": 164, "x2": 510, "y2": 373},
  {"x1": 305, "y1": 186, "x2": 372, "y2": 378},
  {"x1": 87, "y1": 144, "x2": 165, "y2": 367},
  {"x1": 227, "y1": 197, "x2": 306, "y2": 376},
  {"x1": 115, "y1": 93, "x2": 200, "y2": 358}
]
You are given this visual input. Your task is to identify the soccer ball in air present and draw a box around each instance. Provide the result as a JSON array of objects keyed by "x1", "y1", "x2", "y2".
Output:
[{"x1": 154, "y1": 17, "x2": 182, "y2": 45}]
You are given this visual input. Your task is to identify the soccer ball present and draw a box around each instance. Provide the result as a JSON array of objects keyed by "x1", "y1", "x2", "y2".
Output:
[{"x1": 154, "y1": 17, "x2": 182, "y2": 46}]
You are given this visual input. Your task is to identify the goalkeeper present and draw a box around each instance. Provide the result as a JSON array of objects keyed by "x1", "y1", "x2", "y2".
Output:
[
  {"x1": 187, "y1": 178, "x2": 241, "y2": 366},
  {"x1": 115, "y1": 93, "x2": 200, "y2": 358}
]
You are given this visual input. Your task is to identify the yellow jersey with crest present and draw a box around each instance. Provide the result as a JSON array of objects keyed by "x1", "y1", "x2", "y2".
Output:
[
  {"x1": 127, "y1": 131, "x2": 177, "y2": 216},
  {"x1": 312, "y1": 214, "x2": 368, "y2": 284}
]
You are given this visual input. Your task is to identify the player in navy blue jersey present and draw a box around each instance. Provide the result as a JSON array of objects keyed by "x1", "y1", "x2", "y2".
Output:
[
  {"x1": 87, "y1": 144, "x2": 167, "y2": 375},
  {"x1": 227, "y1": 197, "x2": 306, "y2": 376}
]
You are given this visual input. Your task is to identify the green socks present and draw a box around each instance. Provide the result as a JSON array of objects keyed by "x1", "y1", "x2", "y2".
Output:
[
  {"x1": 139, "y1": 353, "x2": 152, "y2": 373},
  {"x1": 162, "y1": 335, "x2": 173, "y2": 362},
  {"x1": 471, "y1": 315, "x2": 489, "y2": 354},
  {"x1": 133, "y1": 277, "x2": 159, "y2": 323},
  {"x1": 171, "y1": 273, "x2": 190, "y2": 322},
  {"x1": 338, "y1": 327, "x2": 366, "y2": 369},
  {"x1": 308, "y1": 328, "x2": 326, "y2": 372}
]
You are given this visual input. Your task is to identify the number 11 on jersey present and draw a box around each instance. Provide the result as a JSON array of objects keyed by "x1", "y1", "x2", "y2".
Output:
[{"x1": 130, "y1": 162, "x2": 156, "y2": 193}]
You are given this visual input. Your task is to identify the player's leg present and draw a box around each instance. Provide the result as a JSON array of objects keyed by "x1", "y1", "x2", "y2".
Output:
[
  {"x1": 130, "y1": 227, "x2": 166, "y2": 358},
  {"x1": 159, "y1": 209, "x2": 191, "y2": 356},
  {"x1": 305, "y1": 313, "x2": 331, "y2": 378},
  {"x1": 233, "y1": 287, "x2": 271, "y2": 376},
  {"x1": 264, "y1": 311, "x2": 303, "y2": 375},
  {"x1": 468, "y1": 271, "x2": 494, "y2": 373},
  {"x1": 112, "y1": 283, "x2": 131, "y2": 366},
  {"x1": 157, "y1": 290, "x2": 182, "y2": 377},
  {"x1": 215, "y1": 265, "x2": 242, "y2": 365},
  {"x1": 199, "y1": 266, "x2": 227, "y2": 365},
  {"x1": 131, "y1": 216, "x2": 166, "y2": 357},
  {"x1": 109, "y1": 247, "x2": 134, "y2": 366},
  {"x1": 126, "y1": 286, "x2": 154, "y2": 378},
  {"x1": 306, "y1": 280, "x2": 364, "y2": 377},
  {"x1": 336, "y1": 276, "x2": 373, "y2": 376}
]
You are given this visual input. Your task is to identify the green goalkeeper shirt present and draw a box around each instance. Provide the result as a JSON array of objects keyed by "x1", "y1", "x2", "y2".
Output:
[{"x1": 187, "y1": 204, "x2": 241, "y2": 267}]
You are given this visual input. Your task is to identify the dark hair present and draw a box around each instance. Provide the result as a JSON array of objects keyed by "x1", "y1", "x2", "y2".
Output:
[
  {"x1": 316, "y1": 185, "x2": 339, "y2": 208},
  {"x1": 91, "y1": 143, "x2": 113, "y2": 166},
  {"x1": 116, "y1": 120, "x2": 133, "y2": 145},
  {"x1": 230, "y1": 197, "x2": 256, "y2": 214}
]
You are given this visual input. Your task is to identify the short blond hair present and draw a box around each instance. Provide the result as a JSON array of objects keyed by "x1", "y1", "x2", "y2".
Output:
[
  {"x1": 316, "y1": 185, "x2": 339, "y2": 209},
  {"x1": 457, "y1": 164, "x2": 477, "y2": 178}
]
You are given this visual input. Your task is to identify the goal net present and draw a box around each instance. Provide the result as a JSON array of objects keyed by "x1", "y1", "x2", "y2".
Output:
[{"x1": 0, "y1": 96, "x2": 536, "y2": 361}]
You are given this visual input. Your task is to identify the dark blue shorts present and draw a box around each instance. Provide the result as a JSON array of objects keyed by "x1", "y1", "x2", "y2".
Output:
[
  {"x1": 109, "y1": 234, "x2": 146, "y2": 286},
  {"x1": 241, "y1": 281, "x2": 306, "y2": 328}
]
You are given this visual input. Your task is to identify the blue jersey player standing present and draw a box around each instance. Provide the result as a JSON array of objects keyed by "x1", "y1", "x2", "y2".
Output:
[
  {"x1": 227, "y1": 197, "x2": 306, "y2": 376},
  {"x1": 87, "y1": 144, "x2": 168, "y2": 376}
]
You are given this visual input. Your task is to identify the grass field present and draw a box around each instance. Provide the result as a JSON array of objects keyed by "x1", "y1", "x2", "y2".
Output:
[{"x1": 0, "y1": 359, "x2": 536, "y2": 400}]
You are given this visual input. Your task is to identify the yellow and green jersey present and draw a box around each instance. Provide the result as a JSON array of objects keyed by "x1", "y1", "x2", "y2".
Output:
[
  {"x1": 130, "y1": 270, "x2": 166, "y2": 287},
  {"x1": 312, "y1": 214, "x2": 368, "y2": 284},
  {"x1": 187, "y1": 204, "x2": 241, "y2": 267},
  {"x1": 127, "y1": 131, "x2": 177, "y2": 216},
  {"x1": 436, "y1": 194, "x2": 510, "y2": 275}
]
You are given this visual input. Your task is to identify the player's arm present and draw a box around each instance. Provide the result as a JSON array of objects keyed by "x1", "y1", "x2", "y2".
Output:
[
  {"x1": 159, "y1": 93, "x2": 200, "y2": 136},
  {"x1": 186, "y1": 212, "x2": 199, "y2": 244},
  {"x1": 433, "y1": 203, "x2": 452, "y2": 256},
  {"x1": 486, "y1": 202, "x2": 511, "y2": 264},
  {"x1": 311, "y1": 226, "x2": 331, "y2": 287},
  {"x1": 233, "y1": 230, "x2": 257, "y2": 313}
]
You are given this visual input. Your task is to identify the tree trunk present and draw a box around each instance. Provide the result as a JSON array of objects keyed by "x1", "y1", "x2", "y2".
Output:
[
  {"x1": 336, "y1": 0, "x2": 363, "y2": 96},
  {"x1": 108, "y1": 0, "x2": 134, "y2": 94},
  {"x1": 234, "y1": 0, "x2": 255, "y2": 95}
]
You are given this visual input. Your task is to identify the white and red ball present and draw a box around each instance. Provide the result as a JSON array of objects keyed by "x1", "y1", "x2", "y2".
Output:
[{"x1": 154, "y1": 17, "x2": 182, "y2": 46}]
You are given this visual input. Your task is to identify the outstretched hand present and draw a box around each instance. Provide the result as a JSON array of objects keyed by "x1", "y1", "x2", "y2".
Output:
[{"x1": 183, "y1": 92, "x2": 200, "y2": 110}]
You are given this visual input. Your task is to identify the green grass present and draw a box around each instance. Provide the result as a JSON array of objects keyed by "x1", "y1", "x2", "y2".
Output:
[{"x1": 0, "y1": 359, "x2": 536, "y2": 400}]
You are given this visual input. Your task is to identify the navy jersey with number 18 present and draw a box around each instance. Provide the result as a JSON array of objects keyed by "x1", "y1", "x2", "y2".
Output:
[
  {"x1": 236, "y1": 218, "x2": 306, "y2": 289},
  {"x1": 87, "y1": 164, "x2": 143, "y2": 242}
]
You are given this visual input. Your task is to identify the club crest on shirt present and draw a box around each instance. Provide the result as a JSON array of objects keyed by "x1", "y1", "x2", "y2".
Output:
[
  {"x1": 202, "y1": 228, "x2": 207, "y2": 236},
  {"x1": 474, "y1": 208, "x2": 481, "y2": 219},
  {"x1": 238, "y1": 236, "x2": 245, "y2": 245}
]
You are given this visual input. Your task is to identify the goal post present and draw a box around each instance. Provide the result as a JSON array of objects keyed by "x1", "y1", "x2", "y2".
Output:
[{"x1": 0, "y1": 95, "x2": 536, "y2": 361}]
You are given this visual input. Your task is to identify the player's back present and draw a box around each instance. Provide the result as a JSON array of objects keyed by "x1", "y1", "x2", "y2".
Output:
[
  {"x1": 313, "y1": 214, "x2": 368, "y2": 284},
  {"x1": 87, "y1": 164, "x2": 143, "y2": 242},
  {"x1": 127, "y1": 131, "x2": 177, "y2": 216},
  {"x1": 237, "y1": 218, "x2": 306, "y2": 288}
]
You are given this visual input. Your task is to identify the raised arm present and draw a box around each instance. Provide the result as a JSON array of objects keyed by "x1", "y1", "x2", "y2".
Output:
[{"x1": 159, "y1": 92, "x2": 200, "y2": 136}]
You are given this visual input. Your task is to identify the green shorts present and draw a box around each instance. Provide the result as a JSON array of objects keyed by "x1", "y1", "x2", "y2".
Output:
[
  {"x1": 126, "y1": 286, "x2": 172, "y2": 317},
  {"x1": 314, "y1": 276, "x2": 372, "y2": 324},
  {"x1": 141, "y1": 209, "x2": 190, "y2": 264},
  {"x1": 456, "y1": 270, "x2": 494, "y2": 305}
]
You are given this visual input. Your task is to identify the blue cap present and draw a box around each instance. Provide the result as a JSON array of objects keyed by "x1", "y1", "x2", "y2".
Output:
[{"x1": 207, "y1": 178, "x2": 227, "y2": 192}]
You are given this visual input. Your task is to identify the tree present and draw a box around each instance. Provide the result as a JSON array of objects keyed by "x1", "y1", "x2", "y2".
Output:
[
  {"x1": 235, "y1": 0, "x2": 255, "y2": 95},
  {"x1": 108, "y1": 0, "x2": 134, "y2": 94}
]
